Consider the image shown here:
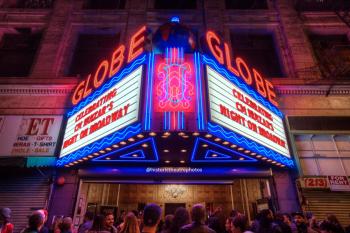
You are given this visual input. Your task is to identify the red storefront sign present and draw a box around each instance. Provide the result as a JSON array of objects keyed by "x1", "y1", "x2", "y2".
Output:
[
  {"x1": 301, "y1": 177, "x2": 329, "y2": 189},
  {"x1": 328, "y1": 176, "x2": 350, "y2": 191}
]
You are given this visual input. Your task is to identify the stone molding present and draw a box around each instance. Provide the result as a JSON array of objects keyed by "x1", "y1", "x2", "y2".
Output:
[
  {"x1": 276, "y1": 85, "x2": 350, "y2": 95},
  {"x1": 0, "y1": 85, "x2": 74, "y2": 96}
]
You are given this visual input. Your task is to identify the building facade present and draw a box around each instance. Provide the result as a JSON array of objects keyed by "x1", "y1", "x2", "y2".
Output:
[{"x1": 0, "y1": 0, "x2": 350, "y2": 231}]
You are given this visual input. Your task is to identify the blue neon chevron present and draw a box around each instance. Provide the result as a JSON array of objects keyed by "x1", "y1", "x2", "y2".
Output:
[
  {"x1": 56, "y1": 123, "x2": 142, "y2": 166},
  {"x1": 202, "y1": 55, "x2": 283, "y2": 118},
  {"x1": 67, "y1": 55, "x2": 147, "y2": 117},
  {"x1": 207, "y1": 122, "x2": 294, "y2": 167}
]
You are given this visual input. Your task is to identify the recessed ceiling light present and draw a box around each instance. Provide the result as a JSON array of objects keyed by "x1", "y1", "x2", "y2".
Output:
[
  {"x1": 239, "y1": 158, "x2": 245, "y2": 160},
  {"x1": 181, "y1": 149, "x2": 187, "y2": 153},
  {"x1": 163, "y1": 149, "x2": 169, "y2": 153},
  {"x1": 78, "y1": 159, "x2": 83, "y2": 162},
  {"x1": 106, "y1": 157, "x2": 111, "y2": 160},
  {"x1": 83, "y1": 157, "x2": 88, "y2": 160},
  {"x1": 137, "y1": 134, "x2": 144, "y2": 138},
  {"x1": 251, "y1": 152, "x2": 257, "y2": 156},
  {"x1": 212, "y1": 154, "x2": 218, "y2": 157},
  {"x1": 112, "y1": 144, "x2": 119, "y2": 148},
  {"x1": 214, "y1": 138, "x2": 221, "y2": 142},
  {"x1": 180, "y1": 160, "x2": 185, "y2": 163},
  {"x1": 88, "y1": 155, "x2": 94, "y2": 158},
  {"x1": 192, "y1": 132, "x2": 200, "y2": 136},
  {"x1": 120, "y1": 141, "x2": 126, "y2": 145},
  {"x1": 128, "y1": 137, "x2": 135, "y2": 142},
  {"x1": 161, "y1": 135, "x2": 168, "y2": 138},
  {"x1": 132, "y1": 154, "x2": 138, "y2": 157},
  {"x1": 202, "y1": 144, "x2": 208, "y2": 148},
  {"x1": 182, "y1": 135, "x2": 189, "y2": 139},
  {"x1": 272, "y1": 161, "x2": 277, "y2": 164},
  {"x1": 276, "y1": 163, "x2": 281, "y2": 166},
  {"x1": 238, "y1": 147, "x2": 244, "y2": 151},
  {"x1": 142, "y1": 143, "x2": 148, "y2": 148},
  {"x1": 281, "y1": 165, "x2": 286, "y2": 167},
  {"x1": 178, "y1": 132, "x2": 185, "y2": 136},
  {"x1": 165, "y1": 160, "x2": 171, "y2": 164},
  {"x1": 69, "y1": 163, "x2": 74, "y2": 166},
  {"x1": 73, "y1": 161, "x2": 78, "y2": 164},
  {"x1": 222, "y1": 141, "x2": 229, "y2": 145},
  {"x1": 205, "y1": 134, "x2": 212, "y2": 138},
  {"x1": 149, "y1": 132, "x2": 156, "y2": 136},
  {"x1": 267, "y1": 159, "x2": 272, "y2": 162},
  {"x1": 99, "y1": 150, "x2": 106, "y2": 154},
  {"x1": 64, "y1": 165, "x2": 69, "y2": 167},
  {"x1": 262, "y1": 157, "x2": 267, "y2": 160},
  {"x1": 93, "y1": 153, "x2": 99, "y2": 156},
  {"x1": 164, "y1": 132, "x2": 171, "y2": 136},
  {"x1": 230, "y1": 144, "x2": 237, "y2": 148},
  {"x1": 256, "y1": 155, "x2": 262, "y2": 158},
  {"x1": 244, "y1": 150, "x2": 250, "y2": 153},
  {"x1": 105, "y1": 147, "x2": 112, "y2": 151}
]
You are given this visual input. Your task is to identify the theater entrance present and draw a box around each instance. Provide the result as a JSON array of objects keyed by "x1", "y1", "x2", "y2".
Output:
[{"x1": 73, "y1": 178, "x2": 274, "y2": 228}]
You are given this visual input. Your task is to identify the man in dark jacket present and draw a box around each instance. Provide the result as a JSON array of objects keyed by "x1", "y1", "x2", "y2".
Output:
[{"x1": 179, "y1": 204, "x2": 216, "y2": 233}]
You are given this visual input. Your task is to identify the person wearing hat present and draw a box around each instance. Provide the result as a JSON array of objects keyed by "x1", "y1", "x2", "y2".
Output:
[
  {"x1": 292, "y1": 212, "x2": 318, "y2": 233},
  {"x1": 0, "y1": 208, "x2": 14, "y2": 233}
]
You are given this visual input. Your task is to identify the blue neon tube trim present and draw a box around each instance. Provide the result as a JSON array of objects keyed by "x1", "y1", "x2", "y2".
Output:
[
  {"x1": 202, "y1": 55, "x2": 283, "y2": 118},
  {"x1": 191, "y1": 137, "x2": 257, "y2": 163},
  {"x1": 207, "y1": 122, "x2": 294, "y2": 167},
  {"x1": 56, "y1": 123, "x2": 142, "y2": 166},
  {"x1": 92, "y1": 137, "x2": 159, "y2": 162},
  {"x1": 67, "y1": 55, "x2": 147, "y2": 118},
  {"x1": 144, "y1": 53, "x2": 152, "y2": 130}
]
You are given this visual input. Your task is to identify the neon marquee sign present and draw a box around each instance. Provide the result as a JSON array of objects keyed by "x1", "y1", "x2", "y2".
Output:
[
  {"x1": 205, "y1": 31, "x2": 278, "y2": 107},
  {"x1": 71, "y1": 26, "x2": 147, "y2": 106}
]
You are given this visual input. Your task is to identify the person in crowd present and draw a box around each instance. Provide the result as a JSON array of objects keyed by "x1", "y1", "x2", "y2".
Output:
[
  {"x1": 160, "y1": 215, "x2": 173, "y2": 233},
  {"x1": 36, "y1": 210, "x2": 49, "y2": 233},
  {"x1": 21, "y1": 212, "x2": 45, "y2": 233},
  {"x1": 179, "y1": 204, "x2": 216, "y2": 233},
  {"x1": 225, "y1": 218, "x2": 233, "y2": 233},
  {"x1": 292, "y1": 212, "x2": 318, "y2": 233},
  {"x1": 78, "y1": 211, "x2": 94, "y2": 233},
  {"x1": 230, "y1": 215, "x2": 253, "y2": 233},
  {"x1": 141, "y1": 204, "x2": 162, "y2": 233},
  {"x1": 319, "y1": 220, "x2": 345, "y2": 233},
  {"x1": 58, "y1": 217, "x2": 73, "y2": 233},
  {"x1": 170, "y1": 207, "x2": 190, "y2": 233},
  {"x1": 103, "y1": 213, "x2": 117, "y2": 233},
  {"x1": 50, "y1": 216, "x2": 63, "y2": 233},
  {"x1": 88, "y1": 215, "x2": 110, "y2": 233},
  {"x1": 275, "y1": 213, "x2": 292, "y2": 233},
  {"x1": 118, "y1": 212, "x2": 140, "y2": 233},
  {"x1": 208, "y1": 207, "x2": 226, "y2": 233},
  {"x1": 325, "y1": 214, "x2": 345, "y2": 233},
  {"x1": 306, "y1": 213, "x2": 320, "y2": 233},
  {"x1": 0, "y1": 208, "x2": 13, "y2": 233},
  {"x1": 116, "y1": 211, "x2": 126, "y2": 228},
  {"x1": 229, "y1": 210, "x2": 241, "y2": 218},
  {"x1": 250, "y1": 209, "x2": 276, "y2": 233},
  {"x1": 283, "y1": 214, "x2": 297, "y2": 233}
]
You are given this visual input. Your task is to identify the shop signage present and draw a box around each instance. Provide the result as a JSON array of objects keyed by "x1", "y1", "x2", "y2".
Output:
[
  {"x1": 207, "y1": 66, "x2": 290, "y2": 158},
  {"x1": 71, "y1": 26, "x2": 147, "y2": 106},
  {"x1": 60, "y1": 66, "x2": 143, "y2": 158},
  {"x1": 0, "y1": 115, "x2": 63, "y2": 156},
  {"x1": 328, "y1": 176, "x2": 350, "y2": 191},
  {"x1": 205, "y1": 31, "x2": 278, "y2": 107},
  {"x1": 301, "y1": 177, "x2": 329, "y2": 189}
]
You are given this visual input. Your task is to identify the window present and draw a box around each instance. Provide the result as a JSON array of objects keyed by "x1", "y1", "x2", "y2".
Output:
[
  {"x1": 83, "y1": 0, "x2": 126, "y2": 9},
  {"x1": 68, "y1": 33, "x2": 120, "y2": 77},
  {"x1": 230, "y1": 32, "x2": 284, "y2": 77},
  {"x1": 1, "y1": 0, "x2": 54, "y2": 8},
  {"x1": 154, "y1": 0, "x2": 196, "y2": 9},
  {"x1": 309, "y1": 34, "x2": 350, "y2": 79},
  {"x1": 295, "y1": 0, "x2": 350, "y2": 11},
  {"x1": 226, "y1": 0, "x2": 268, "y2": 9},
  {"x1": 294, "y1": 134, "x2": 350, "y2": 176},
  {"x1": 0, "y1": 30, "x2": 42, "y2": 77}
]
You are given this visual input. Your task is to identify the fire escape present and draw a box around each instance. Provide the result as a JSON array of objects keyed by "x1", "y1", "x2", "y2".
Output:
[{"x1": 295, "y1": 0, "x2": 350, "y2": 87}]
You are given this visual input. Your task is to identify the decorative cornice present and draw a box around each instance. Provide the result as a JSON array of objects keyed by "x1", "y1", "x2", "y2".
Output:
[
  {"x1": 276, "y1": 85, "x2": 350, "y2": 96},
  {"x1": 0, "y1": 85, "x2": 74, "y2": 96}
]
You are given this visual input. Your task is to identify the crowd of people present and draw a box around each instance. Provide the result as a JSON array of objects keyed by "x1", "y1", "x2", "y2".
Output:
[{"x1": 1, "y1": 204, "x2": 350, "y2": 233}]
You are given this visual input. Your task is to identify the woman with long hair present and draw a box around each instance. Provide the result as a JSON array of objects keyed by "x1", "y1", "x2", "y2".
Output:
[
  {"x1": 170, "y1": 207, "x2": 190, "y2": 233},
  {"x1": 88, "y1": 215, "x2": 110, "y2": 233},
  {"x1": 119, "y1": 212, "x2": 140, "y2": 233}
]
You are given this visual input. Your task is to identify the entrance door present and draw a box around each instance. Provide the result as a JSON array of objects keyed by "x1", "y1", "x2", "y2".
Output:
[{"x1": 165, "y1": 203, "x2": 186, "y2": 215}]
